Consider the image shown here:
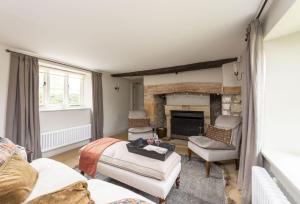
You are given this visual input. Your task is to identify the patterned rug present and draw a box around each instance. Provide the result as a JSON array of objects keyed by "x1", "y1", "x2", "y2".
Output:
[{"x1": 91, "y1": 156, "x2": 227, "y2": 204}]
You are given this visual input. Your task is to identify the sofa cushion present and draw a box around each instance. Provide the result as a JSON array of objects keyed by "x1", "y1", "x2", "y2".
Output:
[
  {"x1": 0, "y1": 155, "x2": 38, "y2": 204},
  {"x1": 0, "y1": 137, "x2": 16, "y2": 167},
  {"x1": 189, "y1": 136, "x2": 235, "y2": 150},
  {"x1": 206, "y1": 125, "x2": 232, "y2": 145},
  {"x1": 26, "y1": 158, "x2": 87, "y2": 202},
  {"x1": 27, "y1": 181, "x2": 94, "y2": 204}
]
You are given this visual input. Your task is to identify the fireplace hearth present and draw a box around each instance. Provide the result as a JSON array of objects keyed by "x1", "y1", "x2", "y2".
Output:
[{"x1": 171, "y1": 110, "x2": 204, "y2": 140}]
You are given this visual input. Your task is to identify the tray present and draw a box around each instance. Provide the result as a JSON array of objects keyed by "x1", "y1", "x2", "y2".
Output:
[{"x1": 126, "y1": 138, "x2": 175, "y2": 161}]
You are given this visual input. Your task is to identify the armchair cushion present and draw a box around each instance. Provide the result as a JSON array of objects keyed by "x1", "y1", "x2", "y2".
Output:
[
  {"x1": 128, "y1": 111, "x2": 147, "y2": 119},
  {"x1": 188, "y1": 141, "x2": 238, "y2": 162},
  {"x1": 215, "y1": 116, "x2": 242, "y2": 148},
  {"x1": 128, "y1": 127, "x2": 152, "y2": 134},
  {"x1": 206, "y1": 125, "x2": 232, "y2": 145},
  {"x1": 189, "y1": 136, "x2": 235, "y2": 150}
]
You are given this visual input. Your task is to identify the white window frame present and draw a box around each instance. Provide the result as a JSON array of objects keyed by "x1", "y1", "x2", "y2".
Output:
[{"x1": 39, "y1": 65, "x2": 85, "y2": 110}]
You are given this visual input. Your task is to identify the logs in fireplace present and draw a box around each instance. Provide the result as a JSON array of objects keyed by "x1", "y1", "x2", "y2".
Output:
[{"x1": 171, "y1": 110, "x2": 204, "y2": 140}]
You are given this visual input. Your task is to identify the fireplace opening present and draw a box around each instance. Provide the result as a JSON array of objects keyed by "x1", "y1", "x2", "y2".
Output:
[{"x1": 171, "y1": 110, "x2": 204, "y2": 140}]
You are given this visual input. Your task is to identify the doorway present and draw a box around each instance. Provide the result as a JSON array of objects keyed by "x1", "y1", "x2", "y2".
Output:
[{"x1": 132, "y1": 81, "x2": 144, "y2": 111}]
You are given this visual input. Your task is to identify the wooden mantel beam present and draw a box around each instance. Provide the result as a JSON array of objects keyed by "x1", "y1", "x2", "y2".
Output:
[{"x1": 111, "y1": 57, "x2": 237, "y2": 77}]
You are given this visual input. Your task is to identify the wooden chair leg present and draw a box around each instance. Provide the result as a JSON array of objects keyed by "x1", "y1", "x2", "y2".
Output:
[
  {"x1": 188, "y1": 149, "x2": 192, "y2": 160},
  {"x1": 235, "y1": 159, "x2": 239, "y2": 170},
  {"x1": 175, "y1": 175, "x2": 180, "y2": 189},
  {"x1": 159, "y1": 198, "x2": 165, "y2": 204},
  {"x1": 205, "y1": 161, "x2": 211, "y2": 177}
]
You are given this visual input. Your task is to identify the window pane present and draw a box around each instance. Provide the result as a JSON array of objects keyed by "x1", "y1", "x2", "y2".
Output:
[
  {"x1": 39, "y1": 72, "x2": 45, "y2": 105},
  {"x1": 68, "y1": 76, "x2": 81, "y2": 105},
  {"x1": 49, "y1": 74, "x2": 64, "y2": 105}
]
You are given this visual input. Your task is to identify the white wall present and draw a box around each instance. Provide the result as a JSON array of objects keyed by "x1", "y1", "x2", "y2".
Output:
[
  {"x1": 0, "y1": 43, "x2": 131, "y2": 151},
  {"x1": 143, "y1": 64, "x2": 240, "y2": 87},
  {"x1": 144, "y1": 67, "x2": 223, "y2": 85},
  {"x1": 40, "y1": 109, "x2": 91, "y2": 132},
  {"x1": 263, "y1": 31, "x2": 300, "y2": 154},
  {"x1": 0, "y1": 44, "x2": 10, "y2": 138},
  {"x1": 102, "y1": 73, "x2": 131, "y2": 136}
]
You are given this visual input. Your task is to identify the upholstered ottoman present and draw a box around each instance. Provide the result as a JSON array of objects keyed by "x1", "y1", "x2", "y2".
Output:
[{"x1": 96, "y1": 141, "x2": 181, "y2": 203}]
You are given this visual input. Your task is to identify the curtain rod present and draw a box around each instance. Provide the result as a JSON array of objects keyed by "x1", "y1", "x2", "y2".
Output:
[
  {"x1": 256, "y1": 0, "x2": 269, "y2": 19},
  {"x1": 6, "y1": 49, "x2": 101, "y2": 74},
  {"x1": 245, "y1": 0, "x2": 269, "y2": 42}
]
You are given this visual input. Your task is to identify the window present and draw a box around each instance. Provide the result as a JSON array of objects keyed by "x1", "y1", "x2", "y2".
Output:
[{"x1": 39, "y1": 66, "x2": 85, "y2": 109}]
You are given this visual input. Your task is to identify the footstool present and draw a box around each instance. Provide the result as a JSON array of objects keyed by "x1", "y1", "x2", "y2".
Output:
[{"x1": 95, "y1": 141, "x2": 181, "y2": 203}]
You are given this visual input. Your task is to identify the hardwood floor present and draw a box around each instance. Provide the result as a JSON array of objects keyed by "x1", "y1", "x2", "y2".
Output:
[{"x1": 50, "y1": 132, "x2": 241, "y2": 203}]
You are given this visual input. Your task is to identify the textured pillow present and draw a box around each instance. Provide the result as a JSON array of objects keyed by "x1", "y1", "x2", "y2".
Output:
[
  {"x1": 206, "y1": 124, "x2": 232, "y2": 145},
  {"x1": 109, "y1": 198, "x2": 150, "y2": 204},
  {"x1": 26, "y1": 181, "x2": 95, "y2": 204},
  {"x1": 189, "y1": 136, "x2": 235, "y2": 150},
  {"x1": 0, "y1": 155, "x2": 38, "y2": 204},
  {"x1": 0, "y1": 137, "x2": 17, "y2": 167}
]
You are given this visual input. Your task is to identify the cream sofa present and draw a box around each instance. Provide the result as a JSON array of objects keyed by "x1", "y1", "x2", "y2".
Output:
[{"x1": 25, "y1": 158, "x2": 154, "y2": 204}]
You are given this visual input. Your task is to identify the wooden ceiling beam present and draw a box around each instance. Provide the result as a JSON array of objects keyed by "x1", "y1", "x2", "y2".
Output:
[{"x1": 111, "y1": 57, "x2": 237, "y2": 77}]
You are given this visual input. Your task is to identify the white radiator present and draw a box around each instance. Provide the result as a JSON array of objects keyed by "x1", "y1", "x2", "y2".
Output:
[
  {"x1": 252, "y1": 166, "x2": 290, "y2": 204},
  {"x1": 41, "y1": 124, "x2": 91, "y2": 152}
]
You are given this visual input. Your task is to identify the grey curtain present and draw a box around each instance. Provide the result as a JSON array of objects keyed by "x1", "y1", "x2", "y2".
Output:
[
  {"x1": 238, "y1": 20, "x2": 265, "y2": 204},
  {"x1": 5, "y1": 53, "x2": 41, "y2": 159},
  {"x1": 91, "y1": 72, "x2": 104, "y2": 140}
]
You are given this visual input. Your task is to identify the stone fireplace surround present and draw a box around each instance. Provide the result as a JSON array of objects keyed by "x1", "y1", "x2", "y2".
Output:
[
  {"x1": 165, "y1": 105, "x2": 210, "y2": 139},
  {"x1": 144, "y1": 82, "x2": 241, "y2": 139}
]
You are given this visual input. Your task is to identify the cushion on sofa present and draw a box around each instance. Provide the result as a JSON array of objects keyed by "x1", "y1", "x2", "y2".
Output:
[
  {"x1": 27, "y1": 181, "x2": 95, "y2": 204},
  {"x1": 109, "y1": 198, "x2": 150, "y2": 204},
  {"x1": 206, "y1": 125, "x2": 232, "y2": 145},
  {"x1": 0, "y1": 155, "x2": 38, "y2": 204},
  {"x1": 26, "y1": 158, "x2": 87, "y2": 202},
  {"x1": 0, "y1": 137, "x2": 17, "y2": 167},
  {"x1": 189, "y1": 136, "x2": 235, "y2": 150}
]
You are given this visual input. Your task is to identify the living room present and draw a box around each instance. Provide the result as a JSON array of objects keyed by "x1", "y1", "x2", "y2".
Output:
[{"x1": 0, "y1": 1, "x2": 300, "y2": 204}]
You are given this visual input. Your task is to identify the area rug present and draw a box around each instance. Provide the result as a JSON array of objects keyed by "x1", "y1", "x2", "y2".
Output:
[{"x1": 91, "y1": 156, "x2": 227, "y2": 204}]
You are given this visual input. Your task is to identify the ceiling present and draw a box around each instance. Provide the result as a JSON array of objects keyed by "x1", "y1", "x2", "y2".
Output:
[{"x1": 0, "y1": 0, "x2": 262, "y2": 73}]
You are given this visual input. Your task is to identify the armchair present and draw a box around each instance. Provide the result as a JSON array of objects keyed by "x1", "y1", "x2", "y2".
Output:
[
  {"x1": 128, "y1": 110, "x2": 154, "y2": 141},
  {"x1": 188, "y1": 115, "x2": 242, "y2": 177}
]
